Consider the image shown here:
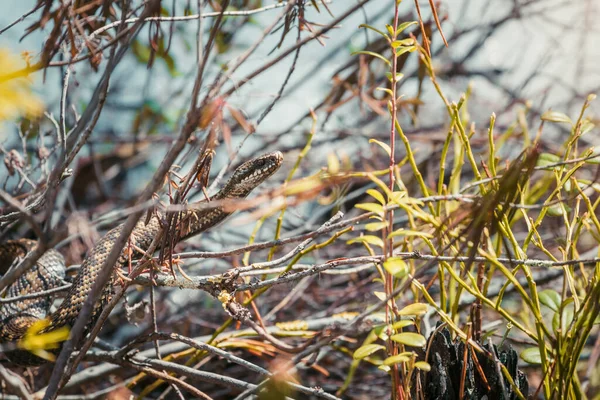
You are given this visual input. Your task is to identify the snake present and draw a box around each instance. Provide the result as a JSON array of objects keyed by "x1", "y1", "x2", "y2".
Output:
[{"x1": 0, "y1": 151, "x2": 283, "y2": 366}]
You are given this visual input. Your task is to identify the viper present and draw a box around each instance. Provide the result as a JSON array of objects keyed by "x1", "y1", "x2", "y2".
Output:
[{"x1": 0, "y1": 151, "x2": 283, "y2": 366}]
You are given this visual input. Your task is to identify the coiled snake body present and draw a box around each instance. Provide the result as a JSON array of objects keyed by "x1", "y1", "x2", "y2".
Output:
[{"x1": 0, "y1": 152, "x2": 283, "y2": 366}]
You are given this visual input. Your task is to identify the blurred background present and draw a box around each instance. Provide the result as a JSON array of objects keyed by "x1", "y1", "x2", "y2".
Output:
[{"x1": 1, "y1": 1, "x2": 599, "y2": 398}]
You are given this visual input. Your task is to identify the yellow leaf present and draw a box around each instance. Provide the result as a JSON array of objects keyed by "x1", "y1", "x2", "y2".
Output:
[
  {"x1": 367, "y1": 173, "x2": 394, "y2": 199},
  {"x1": 392, "y1": 320, "x2": 414, "y2": 330},
  {"x1": 390, "y1": 332, "x2": 426, "y2": 347},
  {"x1": 347, "y1": 235, "x2": 384, "y2": 248},
  {"x1": 389, "y1": 191, "x2": 407, "y2": 204},
  {"x1": 376, "y1": 87, "x2": 394, "y2": 97},
  {"x1": 398, "y1": 303, "x2": 428, "y2": 316},
  {"x1": 284, "y1": 177, "x2": 321, "y2": 195},
  {"x1": 388, "y1": 229, "x2": 433, "y2": 239},
  {"x1": 365, "y1": 221, "x2": 388, "y2": 232},
  {"x1": 327, "y1": 152, "x2": 340, "y2": 174},
  {"x1": 355, "y1": 202, "x2": 384, "y2": 216},
  {"x1": 415, "y1": 361, "x2": 431, "y2": 371},
  {"x1": 18, "y1": 319, "x2": 70, "y2": 362},
  {"x1": 383, "y1": 257, "x2": 408, "y2": 277},
  {"x1": 0, "y1": 49, "x2": 44, "y2": 122},
  {"x1": 353, "y1": 344, "x2": 385, "y2": 360},
  {"x1": 373, "y1": 291, "x2": 388, "y2": 301},
  {"x1": 383, "y1": 351, "x2": 415, "y2": 366},
  {"x1": 369, "y1": 139, "x2": 391, "y2": 157},
  {"x1": 366, "y1": 189, "x2": 386, "y2": 205},
  {"x1": 541, "y1": 110, "x2": 572, "y2": 124}
]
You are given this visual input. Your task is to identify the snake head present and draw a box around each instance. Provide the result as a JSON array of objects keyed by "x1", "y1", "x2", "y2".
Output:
[{"x1": 225, "y1": 151, "x2": 283, "y2": 196}]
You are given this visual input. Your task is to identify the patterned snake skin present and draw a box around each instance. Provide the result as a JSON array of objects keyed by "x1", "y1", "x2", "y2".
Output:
[{"x1": 0, "y1": 152, "x2": 283, "y2": 365}]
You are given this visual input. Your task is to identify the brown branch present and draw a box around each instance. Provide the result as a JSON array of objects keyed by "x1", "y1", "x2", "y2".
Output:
[{"x1": 222, "y1": 0, "x2": 373, "y2": 97}]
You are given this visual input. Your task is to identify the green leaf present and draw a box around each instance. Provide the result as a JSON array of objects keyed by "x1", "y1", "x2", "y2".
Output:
[
  {"x1": 383, "y1": 257, "x2": 408, "y2": 278},
  {"x1": 373, "y1": 291, "x2": 388, "y2": 302},
  {"x1": 369, "y1": 138, "x2": 392, "y2": 157},
  {"x1": 391, "y1": 38, "x2": 414, "y2": 48},
  {"x1": 373, "y1": 324, "x2": 391, "y2": 341},
  {"x1": 366, "y1": 173, "x2": 395, "y2": 200},
  {"x1": 520, "y1": 347, "x2": 542, "y2": 364},
  {"x1": 545, "y1": 204, "x2": 564, "y2": 217},
  {"x1": 580, "y1": 120, "x2": 595, "y2": 135},
  {"x1": 284, "y1": 177, "x2": 322, "y2": 195},
  {"x1": 388, "y1": 229, "x2": 433, "y2": 239},
  {"x1": 385, "y1": 24, "x2": 395, "y2": 37},
  {"x1": 347, "y1": 235, "x2": 384, "y2": 248},
  {"x1": 389, "y1": 191, "x2": 407, "y2": 205},
  {"x1": 353, "y1": 344, "x2": 386, "y2": 360},
  {"x1": 392, "y1": 320, "x2": 414, "y2": 330},
  {"x1": 541, "y1": 111, "x2": 572, "y2": 124},
  {"x1": 536, "y1": 153, "x2": 561, "y2": 167},
  {"x1": 355, "y1": 202, "x2": 384, "y2": 215},
  {"x1": 162, "y1": 52, "x2": 180, "y2": 77},
  {"x1": 131, "y1": 40, "x2": 151, "y2": 64},
  {"x1": 395, "y1": 46, "x2": 416, "y2": 57},
  {"x1": 376, "y1": 87, "x2": 394, "y2": 97},
  {"x1": 383, "y1": 353, "x2": 412, "y2": 366},
  {"x1": 390, "y1": 332, "x2": 427, "y2": 347},
  {"x1": 396, "y1": 21, "x2": 418, "y2": 34},
  {"x1": 366, "y1": 189, "x2": 386, "y2": 205},
  {"x1": 415, "y1": 361, "x2": 431, "y2": 371},
  {"x1": 538, "y1": 290, "x2": 561, "y2": 312},
  {"x1": 351, "y1": 50, "x2": 391, "y2": 66},
  {"x1": 358, "y1": 24, "x2": 389, "y2": 39},
  {"x1": 385, "y1": 72, "x2": 405, "y2": 83},
  {"x1": 585, "y1": 153, "x2": 600, "y2": 165},
  {"x1": 572, "y1": 179, "x2": 600, "y2": 191},
  {"x1": 365, "y1": 221, "x2": 389, "y2": 232},
  {"x1": 398, "y1": 303, "x2": 428, "y2": 316},
  {"x1": 553, "y1": 303, "x2": 574, "y2": 334}
]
